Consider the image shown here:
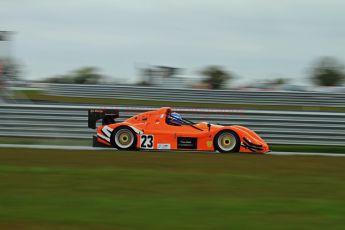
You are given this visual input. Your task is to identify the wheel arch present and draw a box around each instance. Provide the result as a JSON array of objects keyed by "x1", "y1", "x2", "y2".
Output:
[
  {"x1": 213, "y1": 128, "x2": 241, "y2": 153},
  {"x1": 110, "y1": 125, "x2": 139, "y2": 150}
]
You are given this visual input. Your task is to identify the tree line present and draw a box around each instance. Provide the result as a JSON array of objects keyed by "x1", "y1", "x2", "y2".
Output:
[{"x1": 1, "y1": 56, "x2": 344, "y2": 89}]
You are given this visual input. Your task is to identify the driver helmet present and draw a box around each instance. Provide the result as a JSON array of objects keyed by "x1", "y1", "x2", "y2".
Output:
[{"x1": 167, "y1": 112, "x2": 183, "y2": 125}]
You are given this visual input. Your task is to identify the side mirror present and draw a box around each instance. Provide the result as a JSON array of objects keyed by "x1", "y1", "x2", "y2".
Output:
[{"x1": 207, "y1": 123, "x2": 211, "y2": 132}]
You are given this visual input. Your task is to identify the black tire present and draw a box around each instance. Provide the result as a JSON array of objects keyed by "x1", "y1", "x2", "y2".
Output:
[
  {"x1": 214, "y1": 130, "x2": 240, "y2": 153},
  {"x1": 110, "y1": 126, "x2": 138, "y2": 150}
]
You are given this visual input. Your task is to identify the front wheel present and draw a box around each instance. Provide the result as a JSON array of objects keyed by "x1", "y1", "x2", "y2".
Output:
[
  {"x1": 111, "y1": 126, "x2": 137, "y2": 150},
  {"x1": 214, "y1": 130, "x2": 240, "y2": 153}
]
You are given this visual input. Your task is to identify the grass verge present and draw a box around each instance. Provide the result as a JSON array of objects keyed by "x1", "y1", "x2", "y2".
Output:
[
  {"x1": 0, "y1": 137, "x2": 90, "y2": 146},
  {"x1": 0, "y1": 148, "x2": 344, "y2": 230},
  {"x1": 271, "y1": 144, "x2": 345, "y2": 154}
]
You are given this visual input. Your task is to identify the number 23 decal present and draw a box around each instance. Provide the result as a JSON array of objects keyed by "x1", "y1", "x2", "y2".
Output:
[{"x1": 140, "y1": 135, "x2": 154, "y2": 149}]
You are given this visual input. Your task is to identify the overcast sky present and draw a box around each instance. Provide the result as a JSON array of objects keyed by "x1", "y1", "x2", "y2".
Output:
[{"x1": 1, "y1": 0, "x2": 344, "y2": 84}]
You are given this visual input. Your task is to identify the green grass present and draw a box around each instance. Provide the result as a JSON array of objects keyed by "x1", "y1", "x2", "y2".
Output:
[
  {"x1": 14, "y1": 90, "x2": 345, "y2": 112},
  {"x1": 271, "y1": 144, "x2": 345, "y2": 154},
  {"x1": 0, "y1": 137, "x2": 90, "y2": 146},
  {"x1": 0, "y1": 148, "x2": 345, "y2": 230}
]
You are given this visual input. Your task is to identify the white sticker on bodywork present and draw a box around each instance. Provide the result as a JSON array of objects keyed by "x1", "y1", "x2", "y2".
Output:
[
  {"x1": 97, "y1": 126, "x2": 113, "y2": 142},
  {"x1": 129, "y1": 126, "x2": 143, "y2": 135},
  {"x1": 157, "y1": 144, "x2": 171, "y2": 150}
]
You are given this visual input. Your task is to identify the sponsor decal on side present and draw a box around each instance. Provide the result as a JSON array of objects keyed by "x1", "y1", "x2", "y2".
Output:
[
  {"x1": 206, "y1": 141, "x2": 213, "y2": 148},
  {"x1": 157, "y1": 144, "x2": 171, "y2": 150},
  {"x1": 177, "y1": 137, "x2": 197, "y2": 149}
]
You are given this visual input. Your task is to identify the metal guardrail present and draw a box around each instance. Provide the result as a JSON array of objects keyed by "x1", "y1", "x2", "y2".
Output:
[
  {"x1": 45, "y1": 84, "x2": 345, "y2": 107},
  {"x1": 1, "y1": 104, "x2": 345, "y2": 146}
]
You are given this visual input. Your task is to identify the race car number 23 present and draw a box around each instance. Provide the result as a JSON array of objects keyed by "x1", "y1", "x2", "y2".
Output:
[{"x1": 140, "y1": 135, "x2": 154, "y2": 149}]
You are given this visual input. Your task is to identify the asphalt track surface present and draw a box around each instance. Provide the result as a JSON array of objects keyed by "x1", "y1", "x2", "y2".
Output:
[{"x1": 0, "y1": 144, "x2": 344, "y2": 157}]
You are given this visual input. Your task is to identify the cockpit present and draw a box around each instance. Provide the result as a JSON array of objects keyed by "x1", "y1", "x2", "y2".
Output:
[{"x1": 166, "y1": 112, "x2": 183, "y2": 126}]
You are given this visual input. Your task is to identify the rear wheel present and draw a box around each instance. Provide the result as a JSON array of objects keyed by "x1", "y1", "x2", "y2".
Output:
[
  {"x1": 111, "y1": 126, "x2": 137, "y2": 150},
  {"x1": 214, "y1": 130, "x2": 240, "y2": 153}
]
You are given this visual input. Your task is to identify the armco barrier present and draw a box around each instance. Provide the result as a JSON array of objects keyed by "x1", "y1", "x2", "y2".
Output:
[
  {"x1": 45, "y1": 84, "x2": 345, "y2": 107},
  {"x1": 1, "y1": 104, "x2": 345, "y2": 146}
]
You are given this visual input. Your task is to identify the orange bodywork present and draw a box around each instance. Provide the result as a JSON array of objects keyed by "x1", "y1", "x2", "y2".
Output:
[{"x1": 95, "y1": 107, "x2": 270, "y2": 153}]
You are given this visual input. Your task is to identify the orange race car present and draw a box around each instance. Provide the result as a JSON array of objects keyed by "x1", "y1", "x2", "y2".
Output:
[{"x1": 88, "y1": 107, "x2": 270, "y2": 153}]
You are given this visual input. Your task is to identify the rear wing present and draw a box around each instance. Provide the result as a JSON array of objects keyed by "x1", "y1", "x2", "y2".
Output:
[{"x1": 88, "y1": 109, "x2": 119, "y2": 129}]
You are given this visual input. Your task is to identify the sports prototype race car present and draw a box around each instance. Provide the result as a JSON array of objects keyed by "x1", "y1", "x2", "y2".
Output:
[{"x1": 88, "y1": 107, "x2": 270, "y2": 153}]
